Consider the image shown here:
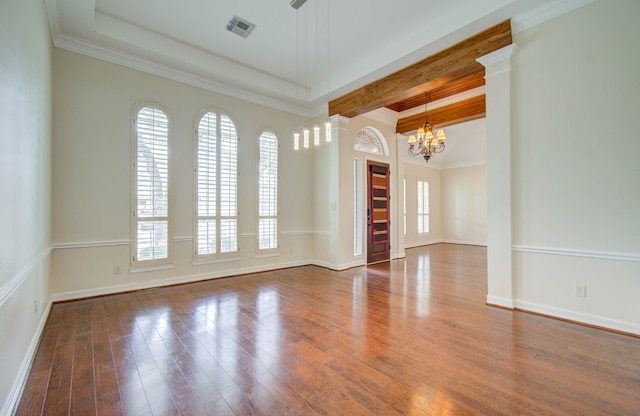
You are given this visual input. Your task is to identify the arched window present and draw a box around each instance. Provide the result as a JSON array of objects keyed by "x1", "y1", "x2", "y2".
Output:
[
  {"x1": 258, "y1": 131, "x2": 278, "y2": 250},
  {"x1": 195, "y1": 110, "x2": 238, "y2": 258},
  {"x1": 354, "y1": 127, "x2": 387, "y2": 156},
  {"x1": 133, "y1": 104, "x2": 170, "y2": 265}
]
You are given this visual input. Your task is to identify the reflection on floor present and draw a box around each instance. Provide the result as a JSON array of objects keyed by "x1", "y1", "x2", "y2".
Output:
[{"x1": 15, "y1": 244, "x2": 640, "y2": 415}]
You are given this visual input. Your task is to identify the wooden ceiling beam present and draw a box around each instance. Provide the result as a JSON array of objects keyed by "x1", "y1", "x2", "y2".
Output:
[
  {"x1": 396, "y1": 94, "x2": 486, "y2": 134},
  {"x1": 329, "y1": 19, "x2": 511, "y2": 118},
  {"x1": 385, "y1": 71, "x2": 485, "y2": 113}
]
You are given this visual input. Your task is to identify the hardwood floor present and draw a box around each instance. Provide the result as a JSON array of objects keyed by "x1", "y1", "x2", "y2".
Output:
[{"x1": 14, "y1": 244, "x2": 640, "y2": 415}]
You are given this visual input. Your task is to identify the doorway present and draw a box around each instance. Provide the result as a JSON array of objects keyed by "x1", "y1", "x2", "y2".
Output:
[{"x1": 367, "y1": 160, "x2": 390, "y2": 264}]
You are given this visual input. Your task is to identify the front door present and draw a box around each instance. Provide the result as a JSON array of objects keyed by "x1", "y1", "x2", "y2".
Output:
[{"x1": 367, "y1": 161, "x2": 390, "y2": 264}]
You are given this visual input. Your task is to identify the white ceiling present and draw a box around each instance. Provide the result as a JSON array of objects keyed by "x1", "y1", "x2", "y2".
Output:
[{"x1": 45, "y1": 0, "x2": 592, "y2": 117}]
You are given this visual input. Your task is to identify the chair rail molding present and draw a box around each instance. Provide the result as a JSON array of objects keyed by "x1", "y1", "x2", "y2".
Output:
[
  {"x1": 512, "y1": 245, "x2": 640, "y2": 262},
  {"x1": 0, "y1": 246, "x2": 52, "y2": 307}
]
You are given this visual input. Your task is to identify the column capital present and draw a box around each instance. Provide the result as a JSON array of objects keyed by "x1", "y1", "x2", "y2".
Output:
[
  {"x1": 476, "y1": 43, "x2": 518, "y2": 68},
  {"x1": 331, "y1": 114, "x2": 350, "y2": 126}
]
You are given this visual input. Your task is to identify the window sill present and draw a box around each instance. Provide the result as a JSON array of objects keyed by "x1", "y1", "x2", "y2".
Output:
[
  {"x1": 254, "y1": 253, "x2": 280, "y2": 259},
  {"x1": 129, "y1": 263, "x2": 174, "y2": 274},
  {"x1": 192, "y1": 256, "x2": 242, "y2": 266}
]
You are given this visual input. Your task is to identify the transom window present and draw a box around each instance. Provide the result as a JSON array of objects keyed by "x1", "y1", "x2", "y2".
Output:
[
  {"x1": 354, "y1": 127, "x2": 387, "y2": 155},
  {"x1": 195, "y1": 110, "x2": 238, "y2": 258}
]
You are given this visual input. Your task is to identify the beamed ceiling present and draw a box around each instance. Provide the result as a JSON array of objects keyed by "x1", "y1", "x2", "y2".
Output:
[
  {"x1": 46, "y1": 0, "x2": 591, "y2": 133},
  {"x1": 329, "y1": 20, "x2": 512, "y2": 134}
]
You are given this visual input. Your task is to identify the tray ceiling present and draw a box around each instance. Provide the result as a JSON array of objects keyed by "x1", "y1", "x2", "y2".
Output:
[{"x1": 46, "y1": 0, "x2": 592, "y2": 117}]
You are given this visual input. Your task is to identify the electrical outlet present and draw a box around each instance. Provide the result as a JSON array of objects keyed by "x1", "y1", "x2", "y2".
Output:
[
  {"x1": 114, "y1": 265, "x2": 121, "y2": 274},
  {"x1": 33, "y1": 298, "x2": 38, "y2": 314},
  {"x1": 575, "y1": 284, "x2": 587, "y2": 297}
]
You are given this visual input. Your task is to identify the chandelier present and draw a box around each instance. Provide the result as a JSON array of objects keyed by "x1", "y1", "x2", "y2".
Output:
[
  {"x1": 291, "y1": 0, "x2": 332, "y2": 150},
  {"x1": 407, "y1": 96, "x2": 446, "y2": 162},
  {"x1": 293, "y1": 119, "x2": 331, "y2": 150}
]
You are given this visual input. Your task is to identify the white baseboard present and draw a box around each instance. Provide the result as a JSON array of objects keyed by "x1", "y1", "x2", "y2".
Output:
[
  {"x1": 514, "y1": 300, "x2": 640, "y2": 336},
  {"x1": 2, "y1": 300, "x2": 52, "y2": 416},
  {"x1": 51, "y1": 259, "x2": 311, "y2": 302},
  {"x1": 404, "y1": 240, "x2": 487, "y2": 250},
  {"x1": 391, "y1": 251, "x2": 406, "y2": 260},
  {"x1": 486, "y1": 295, "x2": 515, "y2": 309},
  {"x1": 485, "y1": 297, "x2": 639, "y2": 335},
  {"x1": 441, "y1": 239, "x2": 487, "y2": 247},
  {"x1": 51, "y1": 256, "x2": 374, "y2": 302},
  {"x1": 404, "y1": 240, "x2": 443, "y2": 249},
  {"x1": 310, "y1": 259, "x2": 364, "y2": 271}
]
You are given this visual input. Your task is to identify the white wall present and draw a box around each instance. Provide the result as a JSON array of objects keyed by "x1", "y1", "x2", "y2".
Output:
[
  {"x1": 403, "y1": 162, "x2": 442, "y2": 248},
  {"x1": 51, "y1": 49, "x2": 315, "y2": 298},
  {"x1": 401, "y1": 117, "x2": 487, "y2": 170},
  {"x1": 0, "y1": 0, "x2": 52, "y2": 413},
  {"x1": 312, "y1": 113, "x2": 403, "y2": 268},
  {"x1": 400, "y1": 117, "x2": 488, "y2": 249},
  {"x1": 401, "y1": 162, "x2": 487, "y2": 250},
  {"x1": 441, "y1": 164, "x2": 487, "y2": 245},
  {"x1": 311, "y1": 117, "x2": 335, "y2": 266},
  {"x1": 511, "y1": 0, "x2": 640, "y2": 330}
]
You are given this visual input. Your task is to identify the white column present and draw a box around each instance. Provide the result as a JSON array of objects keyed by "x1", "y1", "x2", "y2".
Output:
[
  {"x1": 477, "y1": 43, "x2": 518, "y2": 309},
  {"x1": 394, "y1": 133, "x2": 406, "y2": 259},
  {"x1": 328, "y1": 115, "x2": 350, "y2": 268}
]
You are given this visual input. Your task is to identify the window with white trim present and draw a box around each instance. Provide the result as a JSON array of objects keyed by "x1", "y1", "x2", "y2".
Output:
[
  {"x1": 403, "y1": 178, "x2": 407, "y2": 236},
  {"x1": 258, "y1": 131, "x2": 278, "y2": 250},
  {"x1": 417, "y1": 180, "x2": 430, "y2": 234},
  {"x1": 354, "y1": 158, "x2": 362, "y2": 256},
  {"x1": 133, "y1": 104, "x2": 170, "y2": 265},
  {"x1": 195, "y1": 111, "x2": 238, "y2": 258}
]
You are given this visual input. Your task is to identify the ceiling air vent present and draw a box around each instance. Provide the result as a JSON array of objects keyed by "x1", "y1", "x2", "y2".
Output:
[
  {"x1": 290, "y1": 0, "x2": 308, "y2": 10},
  {"x1": 226, "y1": 16, "x2": 256, "y2": 38}
]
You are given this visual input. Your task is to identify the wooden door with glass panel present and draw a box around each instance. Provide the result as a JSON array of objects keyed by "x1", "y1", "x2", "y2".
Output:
[{"x1": 367, "y1": 161, "x2": 390, "y2": 263}]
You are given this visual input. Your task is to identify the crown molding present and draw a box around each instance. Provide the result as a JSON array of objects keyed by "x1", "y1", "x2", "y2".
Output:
[
  {"x1": 44, "y1": 0, "x2": 595, "y2": 121},
  {"x1": 44, "y1": 0, "x2": 60, "y2": 42},
  {"x1": 511, "y1": 0, "x2": 596, "y2": 34},
  {"x1": 51, "y1": 34, "x2": 316, "y2": 118}
]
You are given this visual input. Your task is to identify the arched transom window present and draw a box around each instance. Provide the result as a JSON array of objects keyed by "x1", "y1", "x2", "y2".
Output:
[{"x1": 354, "y1": 127, "x2": 387, "y2": 156}]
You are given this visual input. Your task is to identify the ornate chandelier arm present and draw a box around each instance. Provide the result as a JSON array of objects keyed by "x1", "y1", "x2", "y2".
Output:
[{"x1": 408, "y1": 144, "x2": 424, "y2": 156}]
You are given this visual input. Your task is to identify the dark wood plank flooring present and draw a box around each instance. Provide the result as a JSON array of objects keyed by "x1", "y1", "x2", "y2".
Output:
[{"x1": 14, "y1": 244, "x2": 640, "y2": 415}]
